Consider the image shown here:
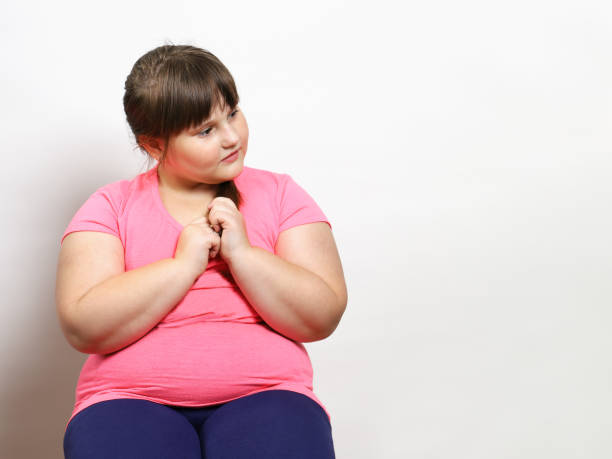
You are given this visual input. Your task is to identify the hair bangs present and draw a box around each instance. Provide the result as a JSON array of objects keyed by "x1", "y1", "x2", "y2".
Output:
[{"x1": 157, "y1": 57, "x2": 239, "y2": 137}]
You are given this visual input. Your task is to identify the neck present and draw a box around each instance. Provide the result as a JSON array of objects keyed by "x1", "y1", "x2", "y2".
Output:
[{"x1": 156, "y1": 163, "x2": 218, "y2": 197}]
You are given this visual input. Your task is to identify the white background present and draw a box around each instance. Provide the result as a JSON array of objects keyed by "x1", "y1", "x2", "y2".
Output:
[{"x1": 1, "y1": 1, "x2": 611, "y2": 458}]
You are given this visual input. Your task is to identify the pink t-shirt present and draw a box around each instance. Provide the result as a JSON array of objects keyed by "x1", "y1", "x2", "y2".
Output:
[{"x1": 61, "y1": 165, "x2": 331, "y2": 430}]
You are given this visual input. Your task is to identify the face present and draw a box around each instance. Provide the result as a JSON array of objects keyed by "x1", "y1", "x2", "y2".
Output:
[{"x1": 156, "y1": 103, "x2": 249, "y2": 191}]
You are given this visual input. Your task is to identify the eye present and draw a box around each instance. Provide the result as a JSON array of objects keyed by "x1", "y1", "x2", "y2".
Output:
[
  {"x1": 198, "y1": 127, "x2": 213, "y2": 137},
  {"x1": 228, "y1": 108, "x2": 239, "y2": 119}
]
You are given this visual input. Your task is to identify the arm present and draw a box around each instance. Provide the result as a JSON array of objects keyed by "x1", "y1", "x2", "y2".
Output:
[
  {"x1": 208, "y1": 198, "x2": 347, "y2": 342},
  {"x1": 230, "y1": 224, "x2": 347, "y2": 342},
  {"x1": 56, "y1": 218, "x2": 219, "y2": 355}
]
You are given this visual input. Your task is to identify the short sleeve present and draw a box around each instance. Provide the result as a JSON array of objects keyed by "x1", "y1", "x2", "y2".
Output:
[
  {"x1": 60, "y1": 185, "x2": 123, "y2": 246},
  {"x1": 278, "y1": 174, "x2": 331, "y2": 232}
]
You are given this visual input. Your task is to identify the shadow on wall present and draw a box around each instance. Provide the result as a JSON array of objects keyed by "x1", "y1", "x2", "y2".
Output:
[
  {"x1": 0, "y1": 137, "x2": 146, "y2": 459},
  {"x1": 1, "y1": 291, "x2": 86, "y2": 459}
]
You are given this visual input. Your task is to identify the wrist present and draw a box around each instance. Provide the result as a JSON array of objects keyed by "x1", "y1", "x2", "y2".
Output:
[
  {"x1": 225, "y1": 244, "x2": 255, "y2": 269},
  {"x1": 171, "y1": 257, "x2": 202, "y2": 283}
]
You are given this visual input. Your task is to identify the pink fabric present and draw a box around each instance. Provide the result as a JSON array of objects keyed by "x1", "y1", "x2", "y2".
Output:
[{"x1": 61, "y1": 165, "x2": 331, "y2": 430}]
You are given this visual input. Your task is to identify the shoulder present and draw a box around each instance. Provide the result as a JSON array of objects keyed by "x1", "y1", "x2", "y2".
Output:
[
  {"x1": 235, "y1": 166, "x2": 295, "y2": 202},
  {"x1": 89, "y1": 168, "x2": 155, "y2": 215},
  {"x1": 235, "y1": 165, "x2": 290, "y2": 189},
  {"x1": 236, "y1": 166, "x2": 321, "y2": 205}
]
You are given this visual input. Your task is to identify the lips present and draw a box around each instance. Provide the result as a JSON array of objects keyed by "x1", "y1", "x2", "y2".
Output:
[{"x1": 222, "y1": 148, "x2": 240, "y2": 162}]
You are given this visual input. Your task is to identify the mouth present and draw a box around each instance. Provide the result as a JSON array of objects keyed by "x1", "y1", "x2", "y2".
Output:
[{"x1": 221, "y1": 148, "x2": 240, "y2": 162}]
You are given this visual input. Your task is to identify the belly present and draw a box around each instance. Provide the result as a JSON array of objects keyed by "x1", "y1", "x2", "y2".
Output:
[{"x1": 75, "y1": 321, "x2": 314, "y2": 405}]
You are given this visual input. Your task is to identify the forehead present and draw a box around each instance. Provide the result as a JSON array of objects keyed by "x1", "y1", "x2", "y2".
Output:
[
  {"x1": 193, "y1": 102, "x2": 234, "y2": 127},
  {"x1": 208, "y1": 101, "x2": 232, "y2": 117}
]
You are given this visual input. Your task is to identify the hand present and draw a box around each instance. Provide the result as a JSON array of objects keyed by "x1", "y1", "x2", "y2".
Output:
[
  {"x1": 207, "y1": 197, "x2": 251, "y2": 263},
  {"x1": 174, "y1": 215, "x2": 221, "y2": 277}
]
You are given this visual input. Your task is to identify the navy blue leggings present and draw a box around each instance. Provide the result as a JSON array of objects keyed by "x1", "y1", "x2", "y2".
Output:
[{"x1": 63, "y1": 390, "x2": 335, "y2": 458}]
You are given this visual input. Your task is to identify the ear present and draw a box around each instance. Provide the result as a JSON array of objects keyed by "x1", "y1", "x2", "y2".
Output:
[{"x1": 138, "y1": 135, "x2": 164, "y2": 161}]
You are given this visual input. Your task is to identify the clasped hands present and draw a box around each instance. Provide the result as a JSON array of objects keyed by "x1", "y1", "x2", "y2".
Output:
[
  {"x1": 206, "y1": 197, "x2": 251, "y2": 260},
  {"x1": 173, "y1": 197, "x2": 251, "y2": 276}
]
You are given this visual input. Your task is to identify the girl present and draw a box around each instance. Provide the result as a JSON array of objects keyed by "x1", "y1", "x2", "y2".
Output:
[{"x1": 56, "y1": 44, "x2": 346, "y2": 459}]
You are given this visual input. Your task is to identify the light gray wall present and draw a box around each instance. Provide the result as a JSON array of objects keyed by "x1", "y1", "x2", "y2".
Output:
[{"x1": 1, "y1": 1, "x2": 611, "y2": 458}]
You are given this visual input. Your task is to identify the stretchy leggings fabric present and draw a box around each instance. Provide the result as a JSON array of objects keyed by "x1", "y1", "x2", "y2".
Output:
[{"x1": 63, "y1": 390, "x2": 335, "y2": 459}]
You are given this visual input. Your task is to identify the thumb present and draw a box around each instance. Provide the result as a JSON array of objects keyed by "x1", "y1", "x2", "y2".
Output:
[{"x1": 189, "y1": 215, "x2": 209, "y2": 225}]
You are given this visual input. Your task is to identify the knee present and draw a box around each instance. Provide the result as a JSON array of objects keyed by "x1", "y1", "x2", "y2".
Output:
[
  {"x1": 64, "y1": 399, "x2": 200, "y2": 459},
  {"x1": 201, "y1": 391, "x2": 334, "y2": 459}
]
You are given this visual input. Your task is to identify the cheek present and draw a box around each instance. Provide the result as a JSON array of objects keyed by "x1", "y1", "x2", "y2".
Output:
[
  {"x1": 183, "y1": 143, "x2": 217, "y2": 167},
  {"x1": 240, "y1": 122, "x2": 249, "y2": 146},
  {"x1": 236, "y1": 114, "x2": 249, "y2": 138}
]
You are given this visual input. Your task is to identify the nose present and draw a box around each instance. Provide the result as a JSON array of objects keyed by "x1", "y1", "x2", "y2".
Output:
[{"x1": 220, "y1": 121, "x2": 239, "y2": 149}]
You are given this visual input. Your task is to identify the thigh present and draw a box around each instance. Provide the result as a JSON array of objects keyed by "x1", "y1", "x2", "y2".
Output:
[
  {"x1": 200, "y1": 390, "x2": 335, "y2": 459},
  {"x1": 64, "y1": 399, "x2": 201, "y2": 459}
]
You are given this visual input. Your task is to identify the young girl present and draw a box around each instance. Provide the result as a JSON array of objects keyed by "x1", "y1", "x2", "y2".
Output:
[{"x1": 56, "y1": 45, "x2": 346, "y2": 459}]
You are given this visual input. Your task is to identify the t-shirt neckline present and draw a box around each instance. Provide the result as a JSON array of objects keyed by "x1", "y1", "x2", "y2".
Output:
[
  {"x1": 147, "y1": 164, "x2": 249, "y2": 233},
  {"x1": 148, "y1": 165, "x2": 185, "y2": 232}
]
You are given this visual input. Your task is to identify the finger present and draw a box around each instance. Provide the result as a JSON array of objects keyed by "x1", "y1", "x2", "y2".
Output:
[
  {"x1": 208, "y1": 208, "x2": 218, "y2": 226},
  {"x1": 209, "y1": 209, "x2": 234, "y2": 229},
  {"x1": 208, "y1": 197, "x2": 237, "y2": 211},
  {"x1": 211, "y1": 234, "x2": 221, "y2": 257},
  {"x1": 205, "y1": 223, "x2": 221, "y2": 237},
  {"x1": 190, "y1": 215, "x2": 209, "y2": 225},
  {"x1": 207, "y1": 209, "x2": 226, "y2": 233},
  {"x1": 209, "y1": 196, "x2": 234, "y2": 207},
  {"x1": 208, "y1": 233, "x2": 218, "y2": 257},
  {"x1": 206, "y1": 211, "x2": 219, "y2": 233}
]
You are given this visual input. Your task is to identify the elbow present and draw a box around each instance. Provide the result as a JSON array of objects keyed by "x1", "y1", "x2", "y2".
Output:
[
  {"x1": 62, "y1": 319, "x2": 108, "y2": 354},
  {"x1": 65, "y1": 323, "x2": 119, "y2": 354},
  {"x1": 58, "y1": 307, "x2": 107, "y2": 355},
  {"x1": 299, "y1": 293, "x2": 347, "y2": 343},
  {"x1": 298, "y1": 319, "x2": 341, "y2": 343},
  {"x1": 61, "y1": 323, "x2": 98, "y2": 354},
  {"x1": 300, "y1": 323, "x2": 340, "y2": 343},
  {"x1": 57, "y1": 296, "x2": 120, "y2": 355},
  {"x1": 65, "y1": 329, "x2": 116, "y2": 355},
  {"x1": 57, "y1": 294, "x2": 98, "y2": 354},
  {"x1": 320, "y1": 284, "x2": 347, "y2": 338}
]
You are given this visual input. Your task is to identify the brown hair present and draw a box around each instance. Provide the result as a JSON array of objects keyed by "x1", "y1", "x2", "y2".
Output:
[{"x1": 123, "y1": 44, "x2": 242, "y2": 206}]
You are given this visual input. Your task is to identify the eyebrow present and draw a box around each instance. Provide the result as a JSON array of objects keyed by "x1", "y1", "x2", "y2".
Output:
[
  {"x1": 194, "y1": 118, "x2": 215, "y2": 130},
  {"x1": 195, "y1": 105, "x2": 237, "y2": 130},
  {"x1": 194, "y1": 120, "x2": 213, "y2": 131}
]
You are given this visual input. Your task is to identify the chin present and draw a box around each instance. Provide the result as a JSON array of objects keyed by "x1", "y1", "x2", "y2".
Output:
[
  {"x1": 233, "y1": 156, "x2": 246, "y2": 171},
  {"x1": 222, "y1": 160, "x2": 244, "y2": 182}
]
